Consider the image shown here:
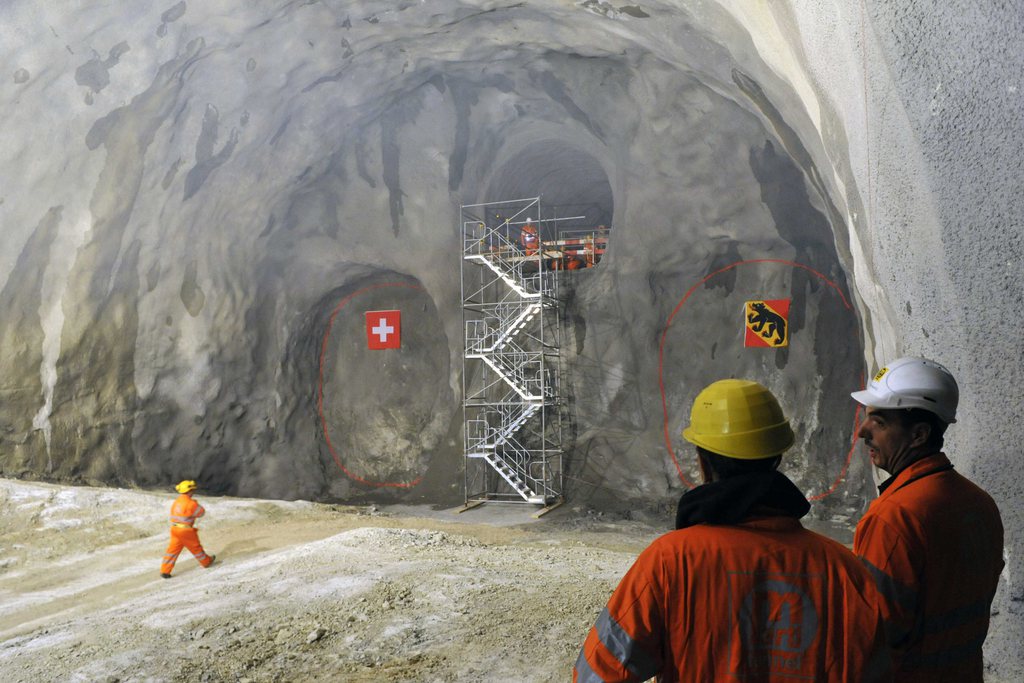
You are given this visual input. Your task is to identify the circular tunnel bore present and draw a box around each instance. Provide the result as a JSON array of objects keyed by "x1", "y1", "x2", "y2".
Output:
[
  {"x1": 316, "y1": 279, "x2": 455, "y2": 494},
  {"x1": 484, "y1": 141, "x2": 614, "y2": 243}
]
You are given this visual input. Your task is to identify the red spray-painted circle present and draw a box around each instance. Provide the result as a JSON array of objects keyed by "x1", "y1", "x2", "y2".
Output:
[
  {"x1": 318, "y1": 282, "x2": 425, "y2": 489},
  {"x1": 657, "y1": 259, "x2": 862, "y2": 499}
]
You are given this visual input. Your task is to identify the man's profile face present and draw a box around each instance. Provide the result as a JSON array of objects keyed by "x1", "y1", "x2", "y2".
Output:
[{"x1": 856, "y1": 407, "x2": 919, "y2": 474}]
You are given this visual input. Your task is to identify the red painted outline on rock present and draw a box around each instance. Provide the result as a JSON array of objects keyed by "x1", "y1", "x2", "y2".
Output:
[
  {"x1": 658, "y1": 259, "x2": 859, "y2": 498},
  {"x1": 318, "y1": 282, "x2": 425, "y2": 488}
]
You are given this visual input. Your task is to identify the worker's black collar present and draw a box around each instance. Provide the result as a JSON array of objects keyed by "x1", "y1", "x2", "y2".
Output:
[
  {"x1": 877, "y1": 451, "x2": 953, "y2": 494},
  {"x1": 675, "y1": 470, "x2": 809, "y2": 530}
]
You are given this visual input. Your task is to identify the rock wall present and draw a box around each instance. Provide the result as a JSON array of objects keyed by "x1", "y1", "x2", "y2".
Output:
[
  {"x1": 1, "y1": 1, "x2": 1020, "y2": 676},
  {"x1": 0, "y1": 0, "x2": 864, "y2": 508}
]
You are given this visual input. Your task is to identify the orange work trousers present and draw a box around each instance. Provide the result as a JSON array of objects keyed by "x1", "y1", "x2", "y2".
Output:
[{"x1": 160, "y1": 525, "x2": 213, "y2": 575}]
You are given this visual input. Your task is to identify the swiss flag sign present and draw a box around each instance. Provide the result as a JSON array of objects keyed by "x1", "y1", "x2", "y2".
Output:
[{"x1": 365, "y1": 310, "x2": 401, "y2": 350}]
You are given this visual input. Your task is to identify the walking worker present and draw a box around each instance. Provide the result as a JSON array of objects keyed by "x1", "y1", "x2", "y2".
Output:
[
  {"x1": 851, "y1": 357, "x2": 1003, "y2": 681},
  {"x1": 160, "y1": 480, "x2": 216, "y2": 579},
  {"x1": 574, "y1": 379, "x2": 892, "y2": 682}
]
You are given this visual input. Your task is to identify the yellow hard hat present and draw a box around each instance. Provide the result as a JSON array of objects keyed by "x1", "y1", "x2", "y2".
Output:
[
  {"x1": 175, "y1": 480, "x2": 198, "y2": 494},
  {"x1": 682, "y1": 379, "x2": 794, "y2": 459}
]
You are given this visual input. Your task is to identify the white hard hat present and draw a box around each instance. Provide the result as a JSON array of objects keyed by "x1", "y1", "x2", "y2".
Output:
[
  {"x1": 851, "y1": 357, "x2": 958, "y2": 423},
  {"x1": 525, "y1": 217, "x2": 532, "y2": 222}
]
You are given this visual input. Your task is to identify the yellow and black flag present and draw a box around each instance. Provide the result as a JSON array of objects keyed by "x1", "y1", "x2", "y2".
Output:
[{"x1": 744, "y1": 299, "x2": 790, "y2": 348}]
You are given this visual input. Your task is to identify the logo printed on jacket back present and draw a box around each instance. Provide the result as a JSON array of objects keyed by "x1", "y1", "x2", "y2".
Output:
[{"x1": 730, "y1": 573, "x2": 820, "y2": 678}]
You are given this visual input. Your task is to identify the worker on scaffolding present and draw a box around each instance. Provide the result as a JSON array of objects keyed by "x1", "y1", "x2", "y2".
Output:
[
  {"x1": 519, "y1": 218, "x2": 539, "y2": 256},
  {"x1": 588, "y1": 226, "x2": 609, "y2": 267},
  {"x1": 550, "y1": 251, "x2": 583, "y2": 271}
]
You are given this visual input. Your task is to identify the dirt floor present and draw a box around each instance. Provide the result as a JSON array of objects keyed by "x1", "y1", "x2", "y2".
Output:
[{"x1": 0, "y1": 479, "x2": 664, "y2": 682}]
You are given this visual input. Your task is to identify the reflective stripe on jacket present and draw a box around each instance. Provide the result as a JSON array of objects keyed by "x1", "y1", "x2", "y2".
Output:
[
  {"x1": 853, "y1": 453, "x2": 1003, "y2": 682},
  {"x1": 169, "y1": 494, "x2": 205, "y2": 528},
  {"x1": 520, "y1": 225, "x2": 538, "y2": 253},
  {"x1": 574, "y1": 516, "x2": 892, "y2": 682}
]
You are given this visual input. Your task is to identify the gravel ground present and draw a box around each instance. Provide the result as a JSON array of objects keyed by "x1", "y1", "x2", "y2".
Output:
[{"x1": 0, "y1": 479, "x2": 662, "y2": 682}]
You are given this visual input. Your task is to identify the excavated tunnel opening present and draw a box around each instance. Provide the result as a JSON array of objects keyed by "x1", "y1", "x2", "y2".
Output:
[{"x1": 483, "y1": 141, "x2": 615, "y2": 239}]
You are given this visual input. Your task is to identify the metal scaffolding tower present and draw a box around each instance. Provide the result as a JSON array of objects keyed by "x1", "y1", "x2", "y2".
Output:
[{"x1": 460, "y1": 198, "x2": 564, "y2": 507}]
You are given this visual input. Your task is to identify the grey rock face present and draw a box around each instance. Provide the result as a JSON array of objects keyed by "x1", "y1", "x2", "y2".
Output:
[{"x1": 0, "y1": 2, "x2": 865, "y2": 513}]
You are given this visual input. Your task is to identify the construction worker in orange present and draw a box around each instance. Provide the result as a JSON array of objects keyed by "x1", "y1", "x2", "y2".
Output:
[
  {"x1": 519, "y1": 217, "x2": 539, "y2": 255},
  {"x1": 574, "y1": 380, "x2": 892, "y2": 682},
  {"x1": 160, "y1": 480, "x2": 216, "y2": 579},
  {"x1": 851, "y1": 358, "x2": 1003, "y2": 682}
]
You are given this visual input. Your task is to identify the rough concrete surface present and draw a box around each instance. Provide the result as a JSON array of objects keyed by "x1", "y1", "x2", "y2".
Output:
[{"x1": 0, "y1": 0, "x2": 1020, "y2": 678}]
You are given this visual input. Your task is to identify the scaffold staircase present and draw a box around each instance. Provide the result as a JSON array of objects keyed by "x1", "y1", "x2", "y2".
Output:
[{"x1": 460, "y1": 198, "x2": 564, "y2": 508}]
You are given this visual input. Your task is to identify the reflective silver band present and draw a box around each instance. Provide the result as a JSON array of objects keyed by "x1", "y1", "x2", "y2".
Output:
[{"x1": 594, "y1": 607, "x2": 659, "y2": 680}]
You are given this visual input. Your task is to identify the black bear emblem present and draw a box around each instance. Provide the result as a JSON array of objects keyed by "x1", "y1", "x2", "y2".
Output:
[{"x1": 747, "y1": 302, "x2": 787, "y2": 345}]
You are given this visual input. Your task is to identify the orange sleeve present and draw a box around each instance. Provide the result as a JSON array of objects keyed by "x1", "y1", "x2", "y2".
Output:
[
  {"x1": 854, "y1": 511, "x2": 919, "y2": 646},
  {"x1": 573, "y1": 543, "x2": 666, "y2": 682}
]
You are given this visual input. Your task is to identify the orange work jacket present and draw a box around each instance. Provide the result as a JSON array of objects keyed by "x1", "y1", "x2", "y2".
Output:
[
  {"x1": 853, "y1": 453, "x2": 1003, "y2": 682},
  {"x1": 574, "y1": 516, "x2": 892, "y2": 682},
  {"x1": 169, "y1": 494, "x2": 205, "y2": 528},
  {"x1": 520, "y1": 224, "x2": 539, "y2": 254}
]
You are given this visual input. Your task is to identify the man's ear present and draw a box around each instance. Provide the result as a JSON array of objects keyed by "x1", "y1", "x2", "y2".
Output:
[
  {"x1": 910, "y1": 421, "x2": 932, "y2": 448},
  {"x1": 697, "y1": 451, "x2": 712, "y2": 484}
]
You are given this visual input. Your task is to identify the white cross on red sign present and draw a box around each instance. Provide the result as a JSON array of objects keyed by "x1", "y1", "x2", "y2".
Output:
[{"x1": 365, "y1": 310, "x2": 401, "y2": 349}]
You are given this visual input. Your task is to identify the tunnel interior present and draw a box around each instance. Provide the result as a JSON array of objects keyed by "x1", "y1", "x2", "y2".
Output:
[
  {"x1": 2, "y1": 2, "x2": 1020, "y2": 676},
  {"x1": 1, "y1": 2, "x2": 869, "y2": 523},
  {"x1": 483, "y1": 141, "x2": 615, "y2": 237}
]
